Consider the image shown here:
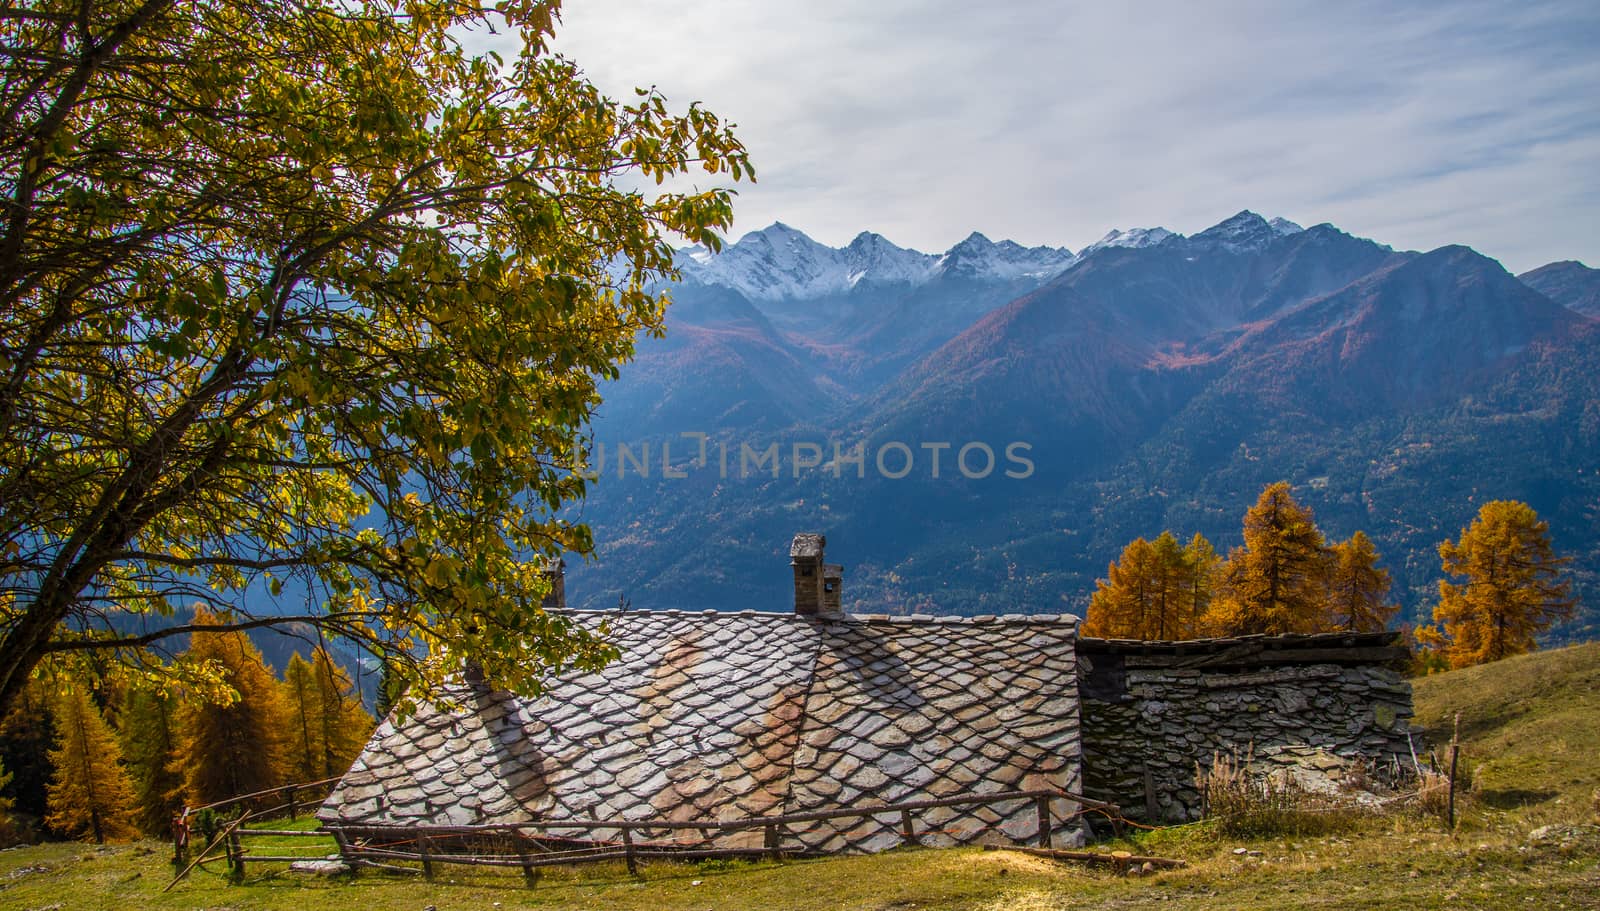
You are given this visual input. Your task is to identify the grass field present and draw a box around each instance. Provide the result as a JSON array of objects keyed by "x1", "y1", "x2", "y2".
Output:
[{"x1": 2, "y1": 644, "x2": 1597, "y2": 911}]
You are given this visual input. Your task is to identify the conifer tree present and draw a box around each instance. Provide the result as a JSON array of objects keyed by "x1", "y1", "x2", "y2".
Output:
[
  {"x1": 1327, "y1": 531, "x2": 1398, "y2": 632},
  {"x1": 1206, "y1": 482, "x2": 1332, "y2": 635},
  {"x1": 0, "y1": 756, "x2": 19, "y2": 846},
  {"x1": 282, "y1": 653, "x2": 322, "y2": 784},
  {"x1": 1181, "y1": 533, "x2": 1222, "y2": 637},
  {"x1": 1084, "y1": 531, "x2": 1212, "y2": 639},
  {"x1": 174, "y1": 611, "x2": 291, "y2": 807},
  {"x1": 312, "y1": 647, "x2": 374, "y2": 780},
  {"x1": 0, "y1": 679, "x2": 54, "y2": 826},
  {"x1": 282, "y1": 647, "x2": 374, "y2": 783},
  {"x1": 1432, "y1": 500, "x2": 1575, "y2": 667},
  {"x1": 119, "y1": 686, "x2": 184, "y2": 836},
  {"x1": 46, "y1": 689, "x2": 138, "y2": 843}
]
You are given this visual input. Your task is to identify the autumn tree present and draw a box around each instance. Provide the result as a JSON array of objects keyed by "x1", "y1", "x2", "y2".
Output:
[
  {"x1": 282, "y1": 647, "x2": 373, "y2": 783},
  {"x1": 1084, "y1": 531, "x2": 1220, "y2": 640},
  {"x1": 119, "y1": 685, "x2": 184, "y2": 836},
  {"x1": 174, "y1": 615, "x2": 291, "y2": 807},
  {"x1": 1431, "y1": 500, "x2": 1576, "y2": 667},
  {"x1": 0, "y1": 757, "x2": 18, "y2": 846},
  {"x1": 1326, "y1": 531, "x2": 1398, "y2": 632},
  {"x1": 0, "y1": 0, "x2": 751, "y2": 717},
  {"x1": 46, "y1": 689, "x2": 138, "y2": 842},
  {"x1": 1206, "y1": 482, "x2": 1331, "y2": 635}
]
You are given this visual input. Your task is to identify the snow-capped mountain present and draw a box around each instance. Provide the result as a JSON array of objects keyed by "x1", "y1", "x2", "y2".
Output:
[
  {"x1": 1075, "y1": 226, "x2": 1176, "y2": 258},
  {"x1": 677, "y1": 222, "x2": 935, "y2": 302},
  {"x1": 932, "y1": 232, "x2": 1075, "y2": 281},
  {"x1": 1190, "y1": 210, "x2": 1301, "y2": 254},
  {"x1": 677, "y1": 223, "x2": 1072, "y2": 301}
]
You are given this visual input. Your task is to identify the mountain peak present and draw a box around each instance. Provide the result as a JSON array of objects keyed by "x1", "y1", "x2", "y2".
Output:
[
  {"x1": 937, "y1": 232, "x2": 1073, "y2": 281},
  {"x1": 1193, "y1": 210, "x2": 1282, "y2": 253},
  {"x1": 1079, "y1": 226, "x2": 1177, "y2": 258},
  {"x1": 1268, "y1": 217, "x2": 1305, "y2": 236}
]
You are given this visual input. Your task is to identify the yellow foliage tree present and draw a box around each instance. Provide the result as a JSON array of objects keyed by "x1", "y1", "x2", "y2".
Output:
[
  {"x1": 0, "y1": 0, "x2": 750, "y2": 719},
  {"x1": 174, "y1": 613, "x2": 291, "y2": 807},
  {"x1": 118, "y1": 685, "x2": 184, "y2": 836},
  {"x1": 1326, "y1": 531, "x2": 1398, "y2": 632},
  {"x1": 282, "y1": 647, "x2": 374, "y2": 783},
  {"x1": 45, "y1": 689, "x2": 138, "y2": 843},
  {"x1": 1084, "y1": 531, "x2": 1220, "y2": 640},
  {"x1": 1206, "y1": 482, "x2": 1331, "y2": 635},
  {"x1": 1431, "y1": 500, "x2": 1576, "y2": 668}
]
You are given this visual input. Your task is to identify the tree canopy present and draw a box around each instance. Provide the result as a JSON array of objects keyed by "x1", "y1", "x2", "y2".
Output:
[
  {"x1": 0, "y1": 0, "x2": 751, "y2": 714},
  {"x1": 1430, "y1": 500, "x2": 1575, "y2": 667},
  {"x1": 1082, "y1": 531, "x2": 1218, "y2": 640},
  {"x1": 1205, "y1": 482, "x2": 1331, "y2": 635}
]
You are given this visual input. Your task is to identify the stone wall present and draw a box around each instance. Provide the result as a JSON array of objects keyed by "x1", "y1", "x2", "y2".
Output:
[{"x1": 1076, "y1": 633, "x2": 1414, "y2": 825}]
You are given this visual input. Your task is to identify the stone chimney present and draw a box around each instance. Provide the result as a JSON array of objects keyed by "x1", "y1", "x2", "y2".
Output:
[
  {"x1": 541, "y1": 557, "x2": 567, "y2": 611},
  {"x1": 791, "y1": 533, "x2": 842, "y2": 617}
]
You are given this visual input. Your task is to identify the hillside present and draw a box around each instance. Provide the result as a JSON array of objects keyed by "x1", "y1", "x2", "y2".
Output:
[
  {"x1": 3, "y1": 645, "x2": 1596, "y2": 910},
  {"x1": 569, "y1": 215, "x2": 1600, "y2": 644}
]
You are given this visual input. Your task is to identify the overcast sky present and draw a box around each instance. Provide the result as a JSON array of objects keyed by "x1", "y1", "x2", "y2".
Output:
[{"x1": 503, "y1": 0, "x2": 1598, "y2": 273}]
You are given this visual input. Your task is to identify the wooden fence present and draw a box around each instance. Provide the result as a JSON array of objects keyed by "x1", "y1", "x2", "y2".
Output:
[{"x1": 171, "y1": 787, "x2": 1125, "y2": 887}]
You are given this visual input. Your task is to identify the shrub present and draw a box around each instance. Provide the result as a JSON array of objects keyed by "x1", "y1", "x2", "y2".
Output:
[{"x1": 1197, "y1": 748, "x2": 1368, "y2": 839}]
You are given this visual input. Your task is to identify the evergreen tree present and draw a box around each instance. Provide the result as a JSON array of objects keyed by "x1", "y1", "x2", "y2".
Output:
[
  {"x1": 1327, "y1": 531, "x2": 1398, "y2": 632},
  {"x1": 174, "y1": 611, "x2": 291, "y2": 807},
  {"x1": 1432, "y1": 500, "x2": 1576, "y2": 667},
  {"x1": 1206, "y1": 482, "x2": 1332, "y2": 635},
  {"x1": 46, "y1": 689, "x2": 138, "y2": 843},
  {"x1": 119, "y1": 686, "x2": 184, "y2": 836},
  {"x1": 374, "y1": 656, "x2": 406, "y2": 720}
]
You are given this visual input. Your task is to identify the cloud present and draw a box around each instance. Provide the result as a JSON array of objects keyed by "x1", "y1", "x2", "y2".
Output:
[{"x1": 499, "y1": 0, "x2": 1600, "y2": 272}]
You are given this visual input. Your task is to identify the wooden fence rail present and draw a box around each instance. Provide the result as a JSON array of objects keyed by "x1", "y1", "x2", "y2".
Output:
[{"x1": 171, "y1": 787, "x2": 1126, "y2": 887}]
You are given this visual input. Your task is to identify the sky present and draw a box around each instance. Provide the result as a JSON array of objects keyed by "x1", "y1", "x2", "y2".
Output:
[{"x1": 483, "y1": 0, "x2": 1597, "y2": 274}]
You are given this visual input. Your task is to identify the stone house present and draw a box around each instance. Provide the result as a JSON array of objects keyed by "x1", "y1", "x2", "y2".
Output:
[{"x1": 320, "y1": 533, "x2": 1413, "y2": 849}]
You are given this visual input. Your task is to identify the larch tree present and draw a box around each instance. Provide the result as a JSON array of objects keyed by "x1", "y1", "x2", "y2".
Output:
[
  {"x1": 310, "y1": 646, "x2": 374, "y2": 780},
  {"x1": 282, "y1": 647, "x2": 372, "y2": 783},
  {"x1": 282, "y1": 653, "x2": 322, "y2": 784},
  {"x1": 1084, "y1": 531, "x2": 1206, "y2": 639},
  {"x1": 0, "y1": 0, "x2": 751, "y2": 718},
  {"x1": 0, "y1": 756, "x2": 17, "y2": 846},
  {"x1": 173, "y1": 613, "x2": 291, "y2": 807},
  {"x1": 1181, "y1": 533, "x2": 1222, "y2": 638},
  {"x1": 1206, "y1": 482, "x2": 1331, "y2": 635},
  {"x1": 1432, "y1": 500, "x2": 1576, "y2": 667},
  {"x1": 45, "y1": 688, "x2": 138, "y2": 843},
  {"x1": 119, "y1": 685, "x2": 184, "y2": 836},
  {"x1": 1326, "y1": 531, "x2": 1397, "y2": 633}
]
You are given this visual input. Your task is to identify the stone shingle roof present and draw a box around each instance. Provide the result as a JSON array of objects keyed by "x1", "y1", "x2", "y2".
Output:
[{"x1": 320, "y1": 609, "x2": 1083, "y2": 853}]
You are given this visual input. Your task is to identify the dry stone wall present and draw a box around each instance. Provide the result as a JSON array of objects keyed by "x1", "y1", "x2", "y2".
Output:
[{"x1": 1076, "y1": 634, "x2": 1415, "y2": 825}]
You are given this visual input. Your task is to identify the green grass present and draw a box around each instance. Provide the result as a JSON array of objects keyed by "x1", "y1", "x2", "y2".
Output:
[{"x1": 2, "y1": 644, "x2": 1597, "y2": 911}]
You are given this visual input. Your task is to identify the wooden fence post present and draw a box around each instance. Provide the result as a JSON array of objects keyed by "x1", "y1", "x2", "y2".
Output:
[
  {"x1": 620, "y1": 827, "x2": 638, "y2": 875},
  {"x1": 329, "y1": 829, "x2": 359, "y2": 877},
  {"x1": 516, "y1": 834, "x2": 540, "y2": 888},
  {"x1": 226, "y1": 828, "x2": 244, "y2": 882},
  {"x1": 900, "y1": 809, "x2": 917, "y2": 847},
  {"x1": 1035, "y1": 795, "x2": 1052, "y2": 848},
  {"x1": 417, "y1": 832, "x2": 434, "y2": 880},
  {"x1": 284, "y1": 787, "x2": 298, "y2": 821},
  {"x1": 764, "y1": 822, "x2": 782, "y2": 861},
  {"x1": 1447, "y1": 714, "x2": 1461, "y2": 831}
]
